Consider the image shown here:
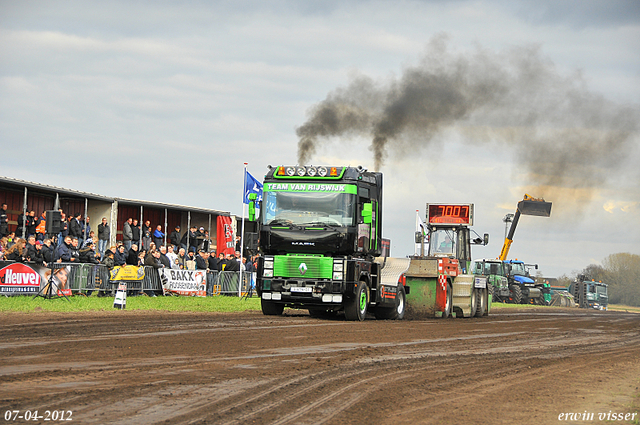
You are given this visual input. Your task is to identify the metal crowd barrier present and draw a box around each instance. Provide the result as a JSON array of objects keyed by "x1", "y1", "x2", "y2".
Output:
[{"x1": 0, "y1": 260, "x2": 256, "y2": 297}]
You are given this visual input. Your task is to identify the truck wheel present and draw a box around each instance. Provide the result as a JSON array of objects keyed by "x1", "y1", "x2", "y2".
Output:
[
  {"x1": 442, "y1": 282, "x2": 452, "y2": 318},
  {"x1": 261, "y1": 298, "x2": 284, "y2": 316},
  {"x1": 510, "y1": 285, "x2": 523, "y2": 304},
  {"x1": 374, "y1": 284, "x2": 406, "y2": 320},
  {"x1": 475, "y1": 288, "x2": 486, "y2": 317},
  {"x1": 345, "y1": 281, "x2": 369, "y2": 321},
  {"x1": 469, "y1": 287, "x2": 478, "y2": 317}
]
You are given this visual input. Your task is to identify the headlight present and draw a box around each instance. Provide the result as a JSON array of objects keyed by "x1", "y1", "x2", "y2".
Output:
[
  {"x1": 264, "y1": 269, "x2": 274, "y2": 277},
  {"x1": 263, "y1": 260, "x2": 274, "y2": 269},
  {"x1": 333, "y1": 272, "x2": 343, "y2": 280},
  {"x1": 296, "y1": 167, "x2": 306, "y2": 176},
  {"x1": 333, "y1": 260, "x2": 344, "y2": 272},
  {"x1": 318, "y1": 166, "x2": 327, "y2": 177},
  {"x1": 307, "y1": 167, "x2": 317, "y2": 176},
  {"x1": 285, "y1": 167, "x2": 295, "y2": 176}
]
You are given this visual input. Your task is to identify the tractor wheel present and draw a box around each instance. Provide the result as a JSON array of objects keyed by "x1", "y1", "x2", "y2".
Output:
[
  {"x1": 510, "y1": 285, "x2": 523, "y2": 304},
  {"x1": 442, "y1": 282, "x2": 453, "y2": 318},
  {"x1": 374, "y1": 284, "x2": 406, "y2": 320},
  {"x1": 475, "y1": 288, "x2": 486, "y2": 317},
  {"x1": 261, "y1": 298, "x2": 284, "y2": 316},
  {"x1": 344, "y1": 281, "x2": 369, "y2": 321},
  {"x1": 469, "y1": 287, "x2": 478, "y2": 317}
]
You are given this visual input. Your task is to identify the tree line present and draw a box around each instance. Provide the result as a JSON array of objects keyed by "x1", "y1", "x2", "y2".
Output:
[{"x1": 557, "y1": 253, "x2": 640, "y2": 307}]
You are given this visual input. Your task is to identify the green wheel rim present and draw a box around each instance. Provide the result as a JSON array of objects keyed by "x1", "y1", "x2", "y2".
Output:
[{"x1": 359, "y1": 290, "x2": 367, "y2": 312}]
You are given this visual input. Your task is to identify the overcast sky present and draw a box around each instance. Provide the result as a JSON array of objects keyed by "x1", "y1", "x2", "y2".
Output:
[{"x1": 1, "y1": 0, "x2": 639, "y2": 277}]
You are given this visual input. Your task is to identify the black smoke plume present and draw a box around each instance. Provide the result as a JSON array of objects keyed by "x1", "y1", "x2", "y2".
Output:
[{"x1": 296, "y1": 36, "x2": 639, "y2": 195}]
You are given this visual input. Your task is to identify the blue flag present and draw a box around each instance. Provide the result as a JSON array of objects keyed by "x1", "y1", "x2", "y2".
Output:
[{"x1": 243, "y1": 170, "x2": 263, "y2": 204}]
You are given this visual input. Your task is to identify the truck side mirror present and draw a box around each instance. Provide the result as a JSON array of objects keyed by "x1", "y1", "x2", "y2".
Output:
[
  {"x1": 484, "y1": 233, "x2": 489, "y2": 246},
  {"x1": 415, "y1": 231, "x2": 423, "y2": 243},
  {"x1": 362, "y1": 203, "x2": 372, "y2": 224}
]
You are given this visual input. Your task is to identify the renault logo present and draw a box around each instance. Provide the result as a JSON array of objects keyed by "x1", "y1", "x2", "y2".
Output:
[{"x1": 298, "y1": 263, "x2": 308, "y2": 275}]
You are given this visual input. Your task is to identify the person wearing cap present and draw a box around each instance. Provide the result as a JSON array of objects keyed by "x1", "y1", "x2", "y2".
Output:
[
  {"x1": 31, "y1": 240, "x2": 46, "y2": 265},
  {"x1": 169, "y1": 225, "x2": 181, "y2": 252},
  {"x1": 41, "y1": 238, "x2": 54, "y2": 264},
  {"x1": 195, "y1": 248, "x2": 209, "y2": 270}
]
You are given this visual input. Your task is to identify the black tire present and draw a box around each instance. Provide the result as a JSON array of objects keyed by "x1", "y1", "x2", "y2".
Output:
[
  {"x1": 261, "y1": 298, "x2": 284, "y2": 316},
  {"x1": 442, "y1": 282, "x2": 453, "y2": 318},
  {"x1": 510, "y1": 285, "x2": 523, "y2": 304},
  {"x1": 488, "y1": 284, "x2": 495, "y2": 303},
  {"x1": 469, "y1": 287, "x2": 478, "y2": 317},
  {"x1": 344, "y1": 281, "x2": 369, "y2": 321},
  {"x1": 374, "y1": 284, "x2": 406, "y2": 320},
  {"x1": 475, "y1": 287, "x2": 486, "y2": 317}
]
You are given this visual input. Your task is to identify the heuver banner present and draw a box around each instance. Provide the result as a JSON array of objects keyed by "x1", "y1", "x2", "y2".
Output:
[
  {"x1": 217, "y1": 215, "x2": 235, "y2": 256},
  {"x1": 0, "y1": 262, "x2": 71, "y2": 296},
  {"x1": 159, "y1": 268, "x2": 207, "y2": 297}
]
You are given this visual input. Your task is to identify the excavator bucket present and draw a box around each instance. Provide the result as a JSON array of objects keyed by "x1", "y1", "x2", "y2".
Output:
[{"x1": 517, "y1": 199, "x2": 552, "y2": 217}]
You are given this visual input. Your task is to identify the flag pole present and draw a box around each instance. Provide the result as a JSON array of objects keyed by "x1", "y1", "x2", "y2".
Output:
[{"x1": 239, "y1": 162, "x2": 247, "y2": 297}]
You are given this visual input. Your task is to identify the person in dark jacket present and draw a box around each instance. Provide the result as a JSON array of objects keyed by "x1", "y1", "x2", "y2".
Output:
[
  {"x1": 101, "y1": 249, "x2": 115, "y2": 268},
  {"x1": 169, "y1": 226, "x2": 181, "y2": 251},
  {"x1": 97, "y1": 217, "x2": 110, "y2": 257},
  {"x1": 131, "y1": 219, "x2": 141, "y2": 247},
  {"x1": 207, "y1": 251, "x2": 220, "y2": 271},
  {"x1": 122, "y1": 218, "x2": 133, "y2": 251},
  {"x1": 225, "y1": 254, "x2": 240, "y2": 271},
  {"x1": 54, "y1": 236, "x2": 73, "y2": 262},
  {"x1": 195, "y1": 249, "x2": 209, "y2": 270},
  {"x1": 158, "y1": 246, "x2": 172, "y2": 268},
  {"x1": 79, "y1": 243, "x2": 100, "y2": 264},
  {"x1": 69, "y1": 237, "x2": 80, "y2": 262},
  {"x1": 25, "y1": 236, "x2": 38, "y2": 261},
  {"x1": 5, "y1": 238, "x2": 27, "y2": 262},
  {"x1": 114, "y1": 245, "x2": 127, "y2": 266},
  {"x1": 69, "y1": 213, "x2": 83, "y2": 240},
  {"x1": 0, "y1": 203, "x2": 8, "y2": 238},
  {"x1": 126, "y1": 244, "x2": 139, "y2": 265},
  {"x1": 41, "y1": 238, "x2": 55, "y2": 264}
]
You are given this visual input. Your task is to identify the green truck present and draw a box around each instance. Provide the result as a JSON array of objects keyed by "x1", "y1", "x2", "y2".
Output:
[
  {"x1": 255, "y1": 165, "x2": 409, "y2": 321},
  {"x1": 569, "y1": 276, "x2": 609, "y2": 310}
]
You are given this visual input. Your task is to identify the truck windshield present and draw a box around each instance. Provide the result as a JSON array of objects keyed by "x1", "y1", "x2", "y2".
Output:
[
  {"x1": 596, "y1": 285, "x2": 607, "y2": 295},
  {"x1": 429, "y1": 229, "x2": 456, "y2": 256},
  {"x1": 262, "y1": 191, "x2": 356, "y2": 227}
]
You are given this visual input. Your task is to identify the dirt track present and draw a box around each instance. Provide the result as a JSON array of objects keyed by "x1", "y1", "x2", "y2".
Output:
[{"x1": 1, "y1": 308, "x2": 639, "y2": 424}]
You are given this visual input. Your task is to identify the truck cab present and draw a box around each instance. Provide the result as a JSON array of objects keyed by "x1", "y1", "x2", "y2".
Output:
[{"x1": 256, "y1": 165, "x2": 407, "y2": 321}]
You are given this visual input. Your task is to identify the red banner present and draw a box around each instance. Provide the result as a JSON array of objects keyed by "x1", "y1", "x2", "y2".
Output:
[{"x1": 217, "y1": 216, "x2": 235, "y2": 256}]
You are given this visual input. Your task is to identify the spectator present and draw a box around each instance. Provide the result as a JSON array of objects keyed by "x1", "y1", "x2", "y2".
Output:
[
  {"x1": 97, "y1": 217, "x2": 110, "y2": 257},
  {"x1": 137, "y1": 250, "x2": 146, "y2": 266},
  {"x1": 122, "y1": 218, "x2": 133, "y2": 251},
  {"x1": 6, "y1": 231, "x2": 16, "y2": 249},
  {"x1": 35, "y1": 211, "x2": 46, "y2": 241},
  {"x1": 126, "y1": 244, "x2": 139, "y2": 266},
  {"x1": 69, "y1": 237, "x2": 81, "y2": 262},
  {"x1": 180, "y1": 226, "x2": 198, "y2": 253},
  {"x1": 5, "y1": 238, "x2": 27, "y2": 262},
  {"x1": 0, "y1": 236, "x2": 8, "y2": 260},
  {"x1": 225, "y1": 254, "x2": 240, "y2": 271},
  {"x1": 144, "y1": 249, "x2": 161, "y2": 268},
  {"x1": 131, "y1": 219, "x2": 141, "y2": 248},
  {"x1": 153, "y1": 224, "x2": 165, "y2": 248},
  {"x1": 41, "y1": 238, "x2": 54, "y2": 264},
  {"x1": 217, "y1": 252, "x2": 226, "y2": 270},
  {"x1": 25, "y1": 235, "x2": 38, "y2": 261},
  {"x1": 79, "y1": 243, "x2": 100, "y2": 264},
  {"x1": 195, "y1": 249, "x2": 209, "y2": 270},
  {"x1": 82, "y1": 230, "x2": 96, "y2": 249},
  {"x1": 58, "y1": 212, "x2": 68, "y2": 247},
  {"x1": 101, "y1": 249, "x2": 115, "y2": 269},
  {"x1": 200, "y1": 230, "x2": 211, "y2": 252},
  {"x1": 208, "y1": 251, "x2": 219, "y2": 271},
  {"x1": 244, "y1": 256, "x2": 256, "y2": 273},
  {"x1": 32, "y1": 241, "x2": 46, "y2": 265},
  {"x1": 175, "y1": 247, "x2": 186, "y2": 269},
  {"x1": 169, "y1": 225, "x2": 181, "y2": 252},
  {"x1": 82, "y1": 216, "x2": 91, "y2": 246},
  {"x1": 27, "y1": 210, "x2": 37, "y2": 237},
  {"x1": 158, "y1": 246, "x2": 172, "y2": 268},
  {"x1": 166, "y1": 245, "x2": 178, "y2": 269},
  {"x1": 142, "y1": 220, "x2": 151, "y2": 251},
  {"x1": 53, "y1": 236, "x2": 73, "y2": 262},
  {"x1": 114, "y1": 245, "x2": 127, "y2": 266},
  {"x1": 0, "y1": 203, "x2": 8, "y2": 238},
  {"x1": 185, "y1": 250, "x2": 196, "y2": 270},
  {"x1": 69, "y1": 213, "x2": 83, "y2": 242}
]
